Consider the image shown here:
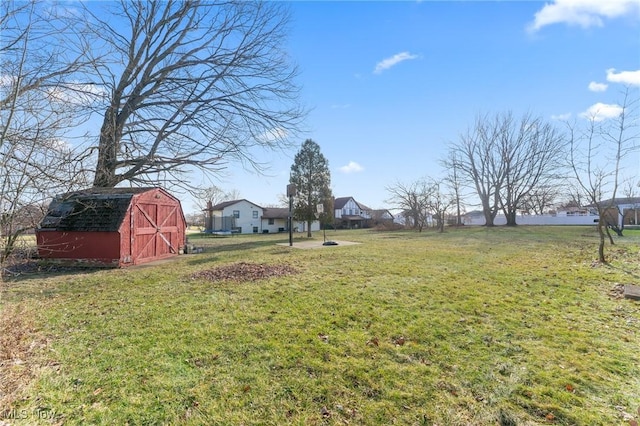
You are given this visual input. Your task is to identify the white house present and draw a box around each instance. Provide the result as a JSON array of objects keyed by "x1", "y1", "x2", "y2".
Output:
[
  {"x1": 204, "y1": 200, "x2": 320, "y2": 234},
  {"x1": 261, "y1": 207, "x2": 289, "y2": 233},
  {"x1": 334, "y1": 196, "x2": 372, "y2": 229},
  {"x1": 205, "y1": 199, "x2": 264, "y2": 234},
  {"x1": 261, "y1": 207, "x2": 321, "y2": 233}
]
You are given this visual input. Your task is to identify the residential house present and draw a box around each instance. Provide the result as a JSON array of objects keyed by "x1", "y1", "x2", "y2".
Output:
[
  {"x1": 590, "y1": 197, "x2": 640, "y2": 227},
  {"x1": 334, "y1": 197, "x2": 372, "y2": 229},
  {"x1": 263, "y1": 207, "x2": 321, "y2": 233},
  {"x1": 204, "y1": 200, "x2": 320, "y2": 234},
  {"x1": 204, "y1": 199, "x2": 263, "y2": 234},
  {"x1": 261, "y1": 207, "x2": 289, "y2": 233}
]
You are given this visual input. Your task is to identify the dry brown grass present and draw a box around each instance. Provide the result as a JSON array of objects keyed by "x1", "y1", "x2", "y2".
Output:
[{"x1": 0, "y1": 303, "x2": 49, "y2": 411}]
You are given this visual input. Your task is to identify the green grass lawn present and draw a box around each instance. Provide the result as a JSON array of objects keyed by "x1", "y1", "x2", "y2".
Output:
[{"x1": 1, "y1": 226, "x2": 639, "y2": 425}]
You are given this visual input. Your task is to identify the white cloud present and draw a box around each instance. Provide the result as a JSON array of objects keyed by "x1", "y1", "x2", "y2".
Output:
[
  {"x1": 47, "y1": 82, "x2": 108, "y2": 106},
  {"x1": 551, "y1": 113, "x2": 572, "y2": 121},
  {"x1": 580, "y1": 102, "x2": 623, "y2": 121},
  {"x1": 50, "y1": 138, "x2": 72, "y2": 153},
  {"x1": 0, "y1": 74, "x2": 17, "y2": 87},
  {"x1": 528, "y1": 0, "x2": 640, "y2": 32},
  {"x1": 606, "y1": 68, "x2": 640, "y2": 86},
  {"x1": 339, "y1": 161, "x2": 364, "y2": 174},
  {"x1": 258, "y1": 127, "x2": 288, "y2": 143},
  {"x1": 588, "y1": 81, "x2": 608, "y2": 92},
  {"x1": 373, "y1": 52, "x2": 418, "y2": 74}
]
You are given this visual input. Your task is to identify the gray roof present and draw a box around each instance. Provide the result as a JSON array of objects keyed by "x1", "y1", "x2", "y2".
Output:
[
  {"x1": 334, "y1": 196, "x2": 371, "y2": 211},
  {"x1": 207, "y1": 199, "x2": 262, "y2": 211},
  {"x1": 586, "y1": 197, "x2": 640, "y2": 208},
  {"x1": 39, "y1": 187, "x2": 155, "y2": 231},
  {"x1": 262, "y1": 207, "x2": 289, "y2": 219}
]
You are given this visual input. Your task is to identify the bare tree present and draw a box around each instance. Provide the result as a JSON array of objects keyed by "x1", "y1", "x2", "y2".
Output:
[
  {"x1": 188, "y1": 185, "x2": 240, "y2": 228},
  {"x1": 193, "y1": 185, "x2": 241, "y2": 211},
  {"x1": 497, "y1": 113, "x2": 564, "y2": 225},
  {"x1": 424, "y1": 178, "x2": 455, "y2": 233},
  {"x1": 447, "y1": 113, "x2": 505, "y2": 227},
  {"x1": 567, "y1": 87, "x2": 639, "y2": 262},
  {"x1": 386, "y1": 179, "x2": 432, "y2": 232},
  {"x1": 1, "y1": 0, "x2": 92, "y2": 274},
  {"x1": 441, "y1": 151, "x2": 466, "y2": 226},
  {"x1": 554, "y1": 182, "x2": 591, "y2": 216},
  {"x1": 448, "y1": 112, "x2": 564, "y2": 226},
  {"x1": 86, "y1": 0, "x2": 305, "y2": 190},
  {"x1": 520, "y1": 185, "x2": 561, "y2": 215}
]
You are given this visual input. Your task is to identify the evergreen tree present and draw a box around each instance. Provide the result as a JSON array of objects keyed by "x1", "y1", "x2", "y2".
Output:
[{"x1": 290, "y1": 139, "x2": 332, "y2": 237}]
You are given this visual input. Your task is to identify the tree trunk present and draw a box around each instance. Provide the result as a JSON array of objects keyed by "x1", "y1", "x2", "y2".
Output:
[
  {"x1": 505, "y1": 210, "x2": 517, "y2": 226},
  {"x1": 483, "y1": 209, "x2": 495, "y2": 227},
  {"x1": 306, "y1": 220, "x2": 312, "y2": 238},
  {"x1": 597, "y1": 222, "x2": 606, "y2": 263},
  {"x1": 480, "y1": 195, "x2": 496, "y2": 226},
  {"x1": 437, "y1": 215, "x2": 445, "y2": 233},
  {"x1": 93, "y1": 106, "x2": 121, "y2": 187}
]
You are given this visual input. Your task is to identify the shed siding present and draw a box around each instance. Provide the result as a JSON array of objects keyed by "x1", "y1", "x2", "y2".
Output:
[{"x1": 36, "y1": 231, "x2": 121, "y2": 266}]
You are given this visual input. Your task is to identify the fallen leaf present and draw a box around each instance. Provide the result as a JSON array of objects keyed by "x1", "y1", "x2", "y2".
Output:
[
  {"x1": 318, "y1": 334, "x2": 329, "y2": 343},
  {"x1": 93, "y1": 387, "x2": 103, "y2": 396},
  {"x1": 393, "y1": 336, "x2": 405, "y2": 346},
  {"x1": 546, "y1": 412, "x2": 555, "y2": 421},
  {"x1": 565, "y1": 384, "x2": 575, "y2": 393},
  {"x1": 191, "y1": 262, "x2": 298, "y2": 283},
  {"x1": 366, "y1": 337, "x2": 379, "y2": 346},
  {"x1": 320, "y1": 406, "x2": 331, "y2": 418}
]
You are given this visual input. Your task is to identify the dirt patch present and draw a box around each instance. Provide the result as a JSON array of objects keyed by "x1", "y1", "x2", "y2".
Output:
[{"x1": 190, "y1": 262, "x2": 298, "y2": 283}]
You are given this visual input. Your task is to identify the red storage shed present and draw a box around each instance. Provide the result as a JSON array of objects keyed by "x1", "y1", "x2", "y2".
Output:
[{"x1": 36, "y1": 187, "x2": 186, "y2": 267}]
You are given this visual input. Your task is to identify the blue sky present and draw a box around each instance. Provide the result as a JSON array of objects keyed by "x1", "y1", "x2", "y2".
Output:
[{"x1": 186, "y1": 1, "x2": 640, "y2": 213}]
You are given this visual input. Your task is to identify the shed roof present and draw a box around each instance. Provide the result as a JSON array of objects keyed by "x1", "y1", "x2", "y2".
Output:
[{"x1": 39, "y1": 187, "x2": 155, "y2": 232}]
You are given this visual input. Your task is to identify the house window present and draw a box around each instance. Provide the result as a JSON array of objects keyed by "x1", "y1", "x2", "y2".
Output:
[
  {"x1": 268, "y1": 218, "x2": 275, "y2": 225},
  {"x1": 233, "y1": 210, "x2": 240, "y2": 218},
  {"x1": 253, "y1": 226, "x2": 259, "y2": 233},
  {"x1": 252, "y1": 210, "x2": 258, "y2": 219}
]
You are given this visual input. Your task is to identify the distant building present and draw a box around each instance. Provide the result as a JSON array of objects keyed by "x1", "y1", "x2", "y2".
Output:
[
  {"x1": 203, "y1": 199, "x2": 319, "y2": 234},
  {"x1": 334, "y1": 196, "x2": 372, "y2": 229}
]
